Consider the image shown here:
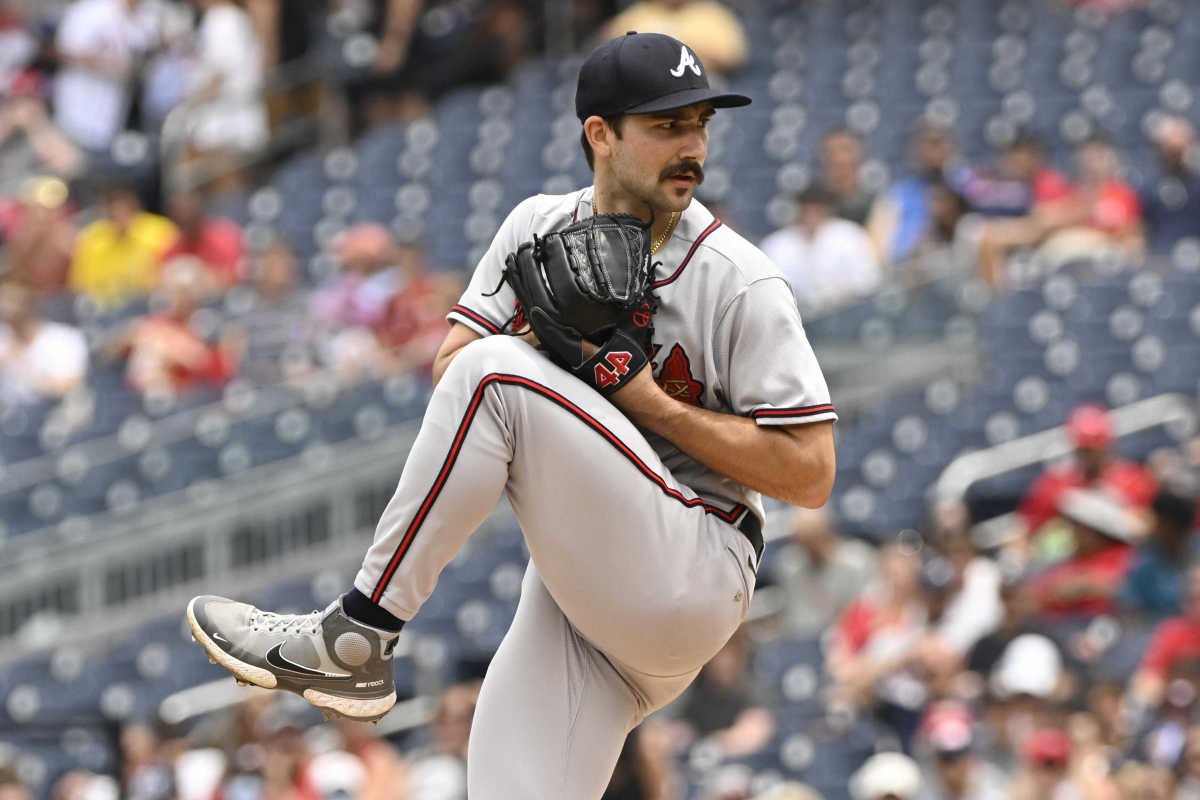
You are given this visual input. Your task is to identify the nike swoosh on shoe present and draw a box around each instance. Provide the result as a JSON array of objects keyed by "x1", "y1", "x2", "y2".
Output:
[{"x1": 265, "y1": 643, "x2": 353, "y2": 679}]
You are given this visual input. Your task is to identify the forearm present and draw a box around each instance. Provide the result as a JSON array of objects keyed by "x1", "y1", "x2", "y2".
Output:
[
  {"x1": 382, "y1": 0, "x2": 421, "y2": 46},
  {"x1": 245, "y1": 0, "x2": 280, "y2": 69},
  {"x1": 65, "y1": 52, "x2": 128, "y2": 79},
  {"x1": 431, "y1": 323, "x2": 484, "y2": 386},
  {"x1": 1050, "y1": 575, "x2": 1118, "y2": 602},
  {"x1": 431, "y1": 348, "x2": 459, "y2": 387},
  {"x1": 616, "y1": 377, "x2": 834, "y2": 507}
]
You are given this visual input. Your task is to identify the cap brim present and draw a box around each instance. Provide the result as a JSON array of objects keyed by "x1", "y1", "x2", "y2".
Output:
[{"x1": 622, "y1": 87, "x2": 751, "y2": 115}]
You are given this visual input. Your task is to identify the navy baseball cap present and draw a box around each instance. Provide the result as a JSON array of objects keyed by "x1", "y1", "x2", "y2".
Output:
[{"x1": 575, "y1": 32, "x2": 752, "y2": 121}]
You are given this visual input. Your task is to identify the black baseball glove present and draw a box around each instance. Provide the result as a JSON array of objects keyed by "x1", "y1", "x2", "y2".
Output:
[{"x1": 502, "y1": 213, "x2": 657, "y2": 395}]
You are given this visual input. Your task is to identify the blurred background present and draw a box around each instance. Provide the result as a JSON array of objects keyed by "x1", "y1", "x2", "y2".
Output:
[{"x1": 1, "y1": 0, "x2": 1199, "y2": 798}]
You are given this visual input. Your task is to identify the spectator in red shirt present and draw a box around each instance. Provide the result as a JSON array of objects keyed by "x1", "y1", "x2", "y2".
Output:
[
  {"x1": 1073, "y1": 135, "x2": 1143, "y2": 236},
  {"x1": 959, "y1": 133, "x2": 1072, "y2": 218},
  {"x1": 375, "y1": 240, "x2": 462, "y2": 376},
  {"x1": 1034, "y1": 134, "x2": 1145, "y2": 267},
  {"x1": 977, "y1": 135, "x2": 1143, "y2": 284},
  {"x1": 108, "y1": 256, "x2": 241, "y2": 396},
  {"x1": 1030, "y1": 487, "x2": 1148, "y2": 617},
  {"x1": 972, "y1": 134, "x2": 1073, "y2": 285},
  {"x1": 159, "y1": 187, "x2": 246, "y2": 291},
  {"x1": 828, "y1": 543, "x2": 930, "y2": 748},
  {"x1": 1013, "y1": 404, "x2": 1157, "y2": 561},
  {"x1": 1130, "y1": 564, "x2": 1200, "y2": 712}
]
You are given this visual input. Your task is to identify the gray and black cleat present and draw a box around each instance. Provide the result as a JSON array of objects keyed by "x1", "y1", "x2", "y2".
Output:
[{"x1": 186, "y1": 595, "x2": 399, "y2": 722}]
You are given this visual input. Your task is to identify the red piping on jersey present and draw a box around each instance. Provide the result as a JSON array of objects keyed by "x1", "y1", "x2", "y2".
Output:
[
  {"x1": 449, "y1": 304, "x2": 502, "y2": 334},
  {"x1": 752, "y1": 403, "x2": 837, "y2": 419},
  {"x1": 370, "y1": 372, "x2": 747, "y2": 602},
  {"x1": 651, "y1": 218, "x2": 722, "y2": 289}
]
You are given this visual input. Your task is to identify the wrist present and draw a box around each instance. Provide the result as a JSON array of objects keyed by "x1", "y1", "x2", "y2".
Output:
[{"x1": 611, "y1": 370, "x2": 674, "y2": 429}]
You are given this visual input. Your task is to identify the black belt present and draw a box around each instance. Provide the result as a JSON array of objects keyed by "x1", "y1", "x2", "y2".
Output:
[{"x1": 735, "y1": 512, "x2": 764, "y2": 569}]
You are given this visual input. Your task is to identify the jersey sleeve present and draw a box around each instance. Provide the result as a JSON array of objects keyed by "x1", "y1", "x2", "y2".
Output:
[
  {"x1": 716, "y1": 276, "x2": 838, "y2": 426},
  {"x1": 446, "y1": 197, "x2": 537, "y2": 337}
]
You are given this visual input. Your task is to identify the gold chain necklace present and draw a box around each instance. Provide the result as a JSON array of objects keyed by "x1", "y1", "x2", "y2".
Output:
[
  {"x1": 652, "y1": 211, "x2": 680, "y2": 254},
  {"x1": 593, "y1": 196, "x2": 680, "y2": 255}
]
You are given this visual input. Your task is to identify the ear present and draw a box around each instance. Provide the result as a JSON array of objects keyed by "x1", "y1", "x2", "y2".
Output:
[{"x1": 584, "y1": 115, "x2": 615, "y2": 161}]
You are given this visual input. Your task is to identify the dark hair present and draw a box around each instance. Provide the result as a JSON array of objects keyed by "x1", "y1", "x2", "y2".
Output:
[
  {"x1": 1154, "y1": 481, "x2": 1198, "y2": 530},
  {"x1": 1008, "y1": 129, "x2": 1044, "y2": 153},
  {"x1": 927, "y1": 177, "x2": 966, "y2": 209},
  {"x1": 796, "y1": 183, "x2": 836, "y2": 207},
  {"x1": 101, "y1": 181, "x2": 142, "y2": 205},
  {"x1": 580, "y1": 115, "x2": 625, "y2": 172},
  {"x1": 911, "y1": 117, "x2": 954, "y2": 142},
  {"x1": 1080, "y1": 131, "x2": 1114, "y2": 149},
  {"x1": 821, "y1": 125, "x2": 860, "y2": 145}
]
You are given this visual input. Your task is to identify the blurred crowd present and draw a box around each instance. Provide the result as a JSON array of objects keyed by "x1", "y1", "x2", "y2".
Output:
[
  {"x1": 0, "y1": 0, "x2": 743, "y2": 191},
  {"x1": 0, "y1": 0, "x2": 754, "y2": 406},
  {"x1": 0, "y1": 175, "x2": 463, "y2": 408},
  {"x1": 762, "y1": 114, "x2": 1200, "y2": 313},
  {"x1": 747, "y1": 402, "x2": 1198, "y2": 800}
]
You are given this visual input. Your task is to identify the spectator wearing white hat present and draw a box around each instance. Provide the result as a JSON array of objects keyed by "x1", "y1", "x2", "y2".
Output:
[
  {"x1": 1011, "y1": 404, "x2": 1156, "y2": 565},
  {"x1": 752, "y1": 783, "x2": 825, "y2": 800},
  {"x1": 1030, "y1": 488, "x2": 1148, "y2": 617},
  {"x1": 983, "y1": 634, "x2": 1067, "y2": 776},
  {"x1": 850, "y1": 752, "x2": 922, "y2": 800},
  {"x1": 306, "y1": 750, "x2": 366, "y2": 800},
  {"x1": 991, "y1": 633, "x2": 1065, "y2": 704}
]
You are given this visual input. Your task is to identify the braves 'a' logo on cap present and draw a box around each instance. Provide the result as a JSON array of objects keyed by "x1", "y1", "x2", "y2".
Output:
[{"x1": 669, "y1": 46, "x2": 701, "y2": 78}]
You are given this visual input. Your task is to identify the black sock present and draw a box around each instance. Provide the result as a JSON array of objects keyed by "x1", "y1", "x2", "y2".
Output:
[{"x1": 341, "y1": 587, "x2": 405, "y2": 632}]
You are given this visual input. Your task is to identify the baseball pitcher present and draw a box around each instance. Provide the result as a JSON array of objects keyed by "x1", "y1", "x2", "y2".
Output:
[{"x1": 187, "y1": 32, "x2": 837, "y2": 799}]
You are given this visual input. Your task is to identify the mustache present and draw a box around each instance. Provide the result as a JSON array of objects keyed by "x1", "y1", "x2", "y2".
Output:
[{"x1": 660, "y1": 161, "x2": 705, "y2": 184}]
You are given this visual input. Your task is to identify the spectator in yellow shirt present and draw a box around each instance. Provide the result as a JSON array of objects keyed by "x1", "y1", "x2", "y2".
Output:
[
  {"x1": 602, "y1": 0, "x2": 748, "y2": 76},
  {"x1": 69, "y1": 184, "x2": 177, "y2": 308}
]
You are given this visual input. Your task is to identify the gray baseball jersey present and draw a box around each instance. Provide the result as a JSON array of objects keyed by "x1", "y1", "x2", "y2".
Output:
[
  {"x1": 448, "y1": 188, "x2": 838, "y2": 526},
  {"x1": 354, "y1": 188, "x2": 837, "y2": 799}
]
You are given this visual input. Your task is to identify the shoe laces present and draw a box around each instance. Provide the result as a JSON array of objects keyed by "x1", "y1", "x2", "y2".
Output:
[{"x1": 248, "y1": 608, "x2": 321, "y2": 636}]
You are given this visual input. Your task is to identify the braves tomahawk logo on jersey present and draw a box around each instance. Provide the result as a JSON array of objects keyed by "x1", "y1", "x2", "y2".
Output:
[{"x1": 652, "y1": 344, "x2": 704, "y2": 407}]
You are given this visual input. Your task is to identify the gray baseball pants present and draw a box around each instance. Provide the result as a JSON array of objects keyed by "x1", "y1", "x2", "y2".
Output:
[{"x1": 354, "y1": 335, "x2": 757, "y2": 798}]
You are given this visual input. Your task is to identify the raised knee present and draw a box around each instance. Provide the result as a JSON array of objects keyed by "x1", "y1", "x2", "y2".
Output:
[{"x1": 443, "y1": 334, "x2": 544, "y2": 384}]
